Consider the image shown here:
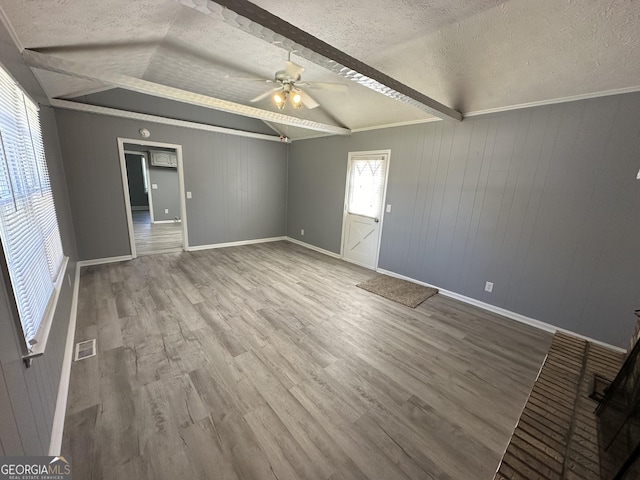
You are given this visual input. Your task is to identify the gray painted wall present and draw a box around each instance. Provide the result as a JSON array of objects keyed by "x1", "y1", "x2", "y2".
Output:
[
  {"x1": 288, "y1": 135, "x2": 351, "y2": 252},
  {"x1": 77, "y1": 88, "x2": 277, "y2": 136},
  {"x1": 125, "y1": 154, "x2": 149, "y2": 208},
  {"x1": 0, "y1": 26, "x2": 78, "y2": 455},
  {"x1": 287, "y1": 93, "x2": 640, "y2": 348},
  {"x1": 149, "y1": 165, "x2": 180, "y2": 221},
  {"x1": 55, "y1": 109, "x2": 288, "y2": 260}
]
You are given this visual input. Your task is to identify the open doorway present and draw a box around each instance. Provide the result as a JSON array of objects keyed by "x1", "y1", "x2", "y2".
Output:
[{"x1": 118, "y1": 138, "x2": 188, "y2": 257}]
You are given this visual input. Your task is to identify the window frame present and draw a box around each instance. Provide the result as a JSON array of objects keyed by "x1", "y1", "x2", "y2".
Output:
[{"x1": 0, "y1": 61, "x2": 67, "y2": 366}]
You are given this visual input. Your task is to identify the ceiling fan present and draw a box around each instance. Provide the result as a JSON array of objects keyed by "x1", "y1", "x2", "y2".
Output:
[{"x1": 231, "y1": 53, "x2": 348, "y2": 110}]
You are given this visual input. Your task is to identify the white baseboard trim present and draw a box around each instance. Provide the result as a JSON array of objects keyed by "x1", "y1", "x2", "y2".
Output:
[
  {"x1": 152, "y1": 219, "x2": 181, "y2": 224},
  {"x1": 342, "y1": 257, "x2": 376, "y2": 270},
  {"x1": 375, "y1": 268, "x2": 626, "y2": 353},
  {"x1": 77, "y1": 255, "x2": 133, "y2": 267},
  {"x1": 284, "y1": 237, "x2": 341, "y2": 259},
  {"x1": 49, "y1": 261, "x2": 81, "y2": 455},
  {"x1": 187, "y1": 236, "x2": 286, "y2": 252}
]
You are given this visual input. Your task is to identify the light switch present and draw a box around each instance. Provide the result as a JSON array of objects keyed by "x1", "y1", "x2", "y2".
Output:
[
  {"x1": 386, "y1": 204, "x2": 392, "y2": 213},
  {"x1": 186, "y1": 191, "x2": 192, "y2": 199},
  {"x1": 151, "y1": 184, "x2": 158, "y2": 189},
  {"x1": 164, "y1": 209, "x2": 169, "y2": 214}
]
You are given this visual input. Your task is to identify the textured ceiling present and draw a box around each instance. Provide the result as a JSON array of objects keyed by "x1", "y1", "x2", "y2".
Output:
[
  {"x1": 253, "y1": 0, "x2": 640, "y2": 113},
  {"x1": 1, "y1": 0, "x2": 639, "y2": 138}
]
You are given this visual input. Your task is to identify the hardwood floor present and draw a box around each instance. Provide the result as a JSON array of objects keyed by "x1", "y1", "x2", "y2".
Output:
[
  {"x1": 132, "y1": 210, "x2": 183, "y2": 255},
  {"x1": 62, "y1": 241, "x2": 553, "y2": 480}
]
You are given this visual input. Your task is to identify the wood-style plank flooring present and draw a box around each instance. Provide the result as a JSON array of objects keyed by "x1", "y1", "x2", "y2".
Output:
[
  {"x1": 132, "y1": 210, "x2": 183, "y2": 255},
  {"x1": 63, "y1": 241, "x2": 553, "y2": 480}
]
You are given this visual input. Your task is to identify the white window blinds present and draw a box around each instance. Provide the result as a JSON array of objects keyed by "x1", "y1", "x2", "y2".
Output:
[
  {"x1": 0, "y1": 62, "x2": 64, "y2": 348},
  {"x1": 347, "y1": 155, "x2": 387, "y2": 218}
]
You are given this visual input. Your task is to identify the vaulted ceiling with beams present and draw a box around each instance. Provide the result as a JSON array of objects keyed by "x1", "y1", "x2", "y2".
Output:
[{"x1": 1, "y1": 0, "x2": 639, "y2": 140}]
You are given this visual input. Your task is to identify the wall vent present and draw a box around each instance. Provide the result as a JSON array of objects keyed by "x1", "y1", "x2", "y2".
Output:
[{"x1": 74, "y1": 339, "x2": 96, "y2": 361}]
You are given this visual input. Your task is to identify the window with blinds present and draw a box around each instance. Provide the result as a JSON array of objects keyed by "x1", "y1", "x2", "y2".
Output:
[
  {"x1": 0, "y1": 62, "x2": 65, "y2": 354},
  {"x1": 346, "y1": 155, "x2": 387, "y2": 218}
]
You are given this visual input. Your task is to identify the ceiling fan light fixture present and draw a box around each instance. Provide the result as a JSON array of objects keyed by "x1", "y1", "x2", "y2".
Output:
[
  {"x1": 291, "y1": 92, "x2": 302, "y2": 109},
  {"x1": 273, "y1": 92, "x2": 286, "y2": 109}
]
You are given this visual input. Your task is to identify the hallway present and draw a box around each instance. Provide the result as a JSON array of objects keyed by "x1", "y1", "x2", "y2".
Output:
[{"x1": 132, "y1": 211, "x2": 182, "y2": 255}]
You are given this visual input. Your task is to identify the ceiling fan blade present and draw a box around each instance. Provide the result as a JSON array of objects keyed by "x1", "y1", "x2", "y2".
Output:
[
  {"x1": 285, "y1": 61, "x2": 305, "y2": 79},
  {"x1": 302, "y1": 81, "x2": 348, "y2": 93},
  {"x1": 250, "y1": 87, "x2": 282, "y2": 103},
  {"x1": 299, "y1": 89, "x2": 320, "y2": 109}
]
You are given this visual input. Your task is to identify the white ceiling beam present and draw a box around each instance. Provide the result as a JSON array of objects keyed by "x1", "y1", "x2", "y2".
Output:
[
  {"x1": 50, "y1": 99, "x2": 291, "y2": 143},
  {"x1": 22, "y1": 49, "x2": 351, "y2": 136},
  {"x1": 201, "y1": 0, "x2": 462, "y2": 122}
]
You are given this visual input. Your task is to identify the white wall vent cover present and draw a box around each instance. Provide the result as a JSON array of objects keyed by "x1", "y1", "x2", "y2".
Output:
[
  {"x1": 74, "y1": 339, "x2": 96, "y2": 361},
  {"x1": 150, "y1": 150, "x2": 177, "y2": 168}
]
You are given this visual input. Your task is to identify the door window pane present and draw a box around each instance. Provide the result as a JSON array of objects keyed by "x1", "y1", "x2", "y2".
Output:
[{"x1": 347, "y1": 155, "x2": 386, "y2": 218}]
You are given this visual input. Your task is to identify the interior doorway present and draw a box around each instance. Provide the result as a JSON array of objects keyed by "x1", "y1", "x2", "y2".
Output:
[
  {"x1": 341, "y1": 150, "x2": 390, "y2": 270},
  {"x1": 117, "y1": 138, "x2": 188, "y2": 257}
]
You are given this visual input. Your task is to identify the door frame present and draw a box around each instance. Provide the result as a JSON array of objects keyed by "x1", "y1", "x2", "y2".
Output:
[
  {"x1": 117, "y1": 137, "x2": 189, "y2": 258},
  {"x1": 142, "y1": 154, "x2": 155, "y2": 223},
  {"x1": 340, "y1": 149, "x2": 391, "y2": 270},
  {"x1": 123, "y1": 150, "x2": 155, "y2": 223}
]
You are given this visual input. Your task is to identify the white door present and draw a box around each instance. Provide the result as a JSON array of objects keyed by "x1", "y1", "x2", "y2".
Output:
[{"x1": 341, "y1": 151, "x2": 390, "y2": 269}]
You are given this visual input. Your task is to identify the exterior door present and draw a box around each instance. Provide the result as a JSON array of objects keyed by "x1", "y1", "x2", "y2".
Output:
[{"x1": 341, "y1": 151, "x2": 390, "y2": 269}]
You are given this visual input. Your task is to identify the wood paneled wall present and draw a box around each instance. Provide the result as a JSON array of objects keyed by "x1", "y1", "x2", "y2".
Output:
[{"x1": 288, "y1": 93, "x2": 640, "y2": 347}]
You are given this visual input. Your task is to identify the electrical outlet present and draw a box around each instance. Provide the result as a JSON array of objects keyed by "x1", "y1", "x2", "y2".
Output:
[
  {"x1": 186, "y1": 191, "x2": 192, "y2": 199},
  {"x1": 386, "y1": 204, "x2": 392, "y2": 213},
  {"x1": 301, "y1": 229, "x2": 305, "y2": 236},
  {"x1": 485, "y1": 281, "x2": 494, "y2": 293},
  {"x1": 164, "y1": 208, "x2": 169, "y2": 214}
]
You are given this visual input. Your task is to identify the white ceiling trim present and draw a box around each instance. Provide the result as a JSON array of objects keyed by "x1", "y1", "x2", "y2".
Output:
[
  {"x1": 351, "y1": 118, "x2": 442, "y2": 133},
  {"x1": 353, "y1": 85, "x2": 640, "y2": 128},
  {"x1": 463, "y1": 85, "x2": 640, "y2": 118},
  {"x1": 181, "y1": 0, "x2": 462, "y2": 122},
  {"x1": 50, "y1": 99, "x2": 291, "y2": 143},
  {"x1": 23, "y1": 49, "x2": 351, "y2": 136}
]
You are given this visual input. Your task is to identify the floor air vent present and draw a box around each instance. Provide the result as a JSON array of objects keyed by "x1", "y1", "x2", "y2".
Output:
[{"x1": 74, "y1": 339, "x2": 96, "y2": 361}]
